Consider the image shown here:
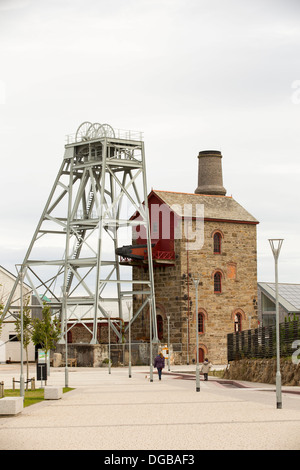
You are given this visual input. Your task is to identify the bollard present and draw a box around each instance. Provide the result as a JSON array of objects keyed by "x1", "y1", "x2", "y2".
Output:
[
  {"x1": 31, "y1": 377, "x2": 35, "y2": 391},
  {"x1": 0, "y1": 381, "x2": 4, "y2": 398},
  {"x1": 12, "y1": 377, "x2": 15, "y2": 391}
]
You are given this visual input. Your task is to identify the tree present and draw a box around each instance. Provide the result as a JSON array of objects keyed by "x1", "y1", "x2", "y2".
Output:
[
  {"x1": 15, "y1": 296, "x2": 32, "y2": 390},
  {"x1": 0, "y1": 287, "x2": 4, "y2": 366},
  {"x1": 0, "y1": 303, "x2": 3, "y2": 339},
  {"x1": 0, "y1": 284, "x2": 4, "y2": 338},
  {"x1": 32, "y1": 302, "x2": 61, "y2": 384}
]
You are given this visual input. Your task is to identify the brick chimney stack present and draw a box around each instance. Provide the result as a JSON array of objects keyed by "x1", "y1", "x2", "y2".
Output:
[{"x1": 194, "y1": 150, "x2": 227, "y2": 196}]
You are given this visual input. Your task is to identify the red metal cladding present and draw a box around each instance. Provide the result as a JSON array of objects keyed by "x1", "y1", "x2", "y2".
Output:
[{"x1": 117, "y1": 191, "x2": 176, "y2": 265}]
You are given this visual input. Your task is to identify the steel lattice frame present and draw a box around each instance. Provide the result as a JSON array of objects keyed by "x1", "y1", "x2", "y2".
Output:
[{"x1": 2, "y1": 123, "x2": 158, "y2": 344}]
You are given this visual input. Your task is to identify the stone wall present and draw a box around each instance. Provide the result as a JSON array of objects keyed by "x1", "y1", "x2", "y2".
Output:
[
  {"x1": 56, "y1": 343, "x2": 106, "y2": 367},
  {"x1": 224, "y1": 358, "x2": 300, "y2": 386},
  {"x1": 131, "y1": 244, "x2": 182, "y2": 345},
  {"x1": 68, "y1": 322, "x2": 123, "y2": 344},
  {"x1": 181, "y1": 219, "x2": 258, "y2": 364},
  {"x1": 132, "y1": 218, "x2": 258, "y2": 365},
  {"x1": 55, "y1": 342, "x2": 160, "y2": 367}
]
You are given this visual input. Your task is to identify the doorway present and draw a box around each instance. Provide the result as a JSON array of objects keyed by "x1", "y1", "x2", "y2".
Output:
[
  {"x1": 198, "y1": 347, "x2": 204, "y2": 363},
  {"x1": 157, "y1": 315, "x2": 163, "y2": 341}
]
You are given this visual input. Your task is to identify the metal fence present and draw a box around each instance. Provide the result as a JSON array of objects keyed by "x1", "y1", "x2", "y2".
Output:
[
  {"x1": 65, "y1": 127, "x2": 144, "y2": 145},
  {"x1": 227, "y1": 319, "x2": 300, "y2": 362}
]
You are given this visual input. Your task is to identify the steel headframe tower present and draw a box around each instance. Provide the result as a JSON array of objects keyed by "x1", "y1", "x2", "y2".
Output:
[{"x1": 2, "y1": 122, "x2": 158, "y2": 344}]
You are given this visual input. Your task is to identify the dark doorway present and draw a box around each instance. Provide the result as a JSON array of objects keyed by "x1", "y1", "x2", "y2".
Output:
[{"x1": 157, "y1": 315, "x2": 163, "y2": 340}]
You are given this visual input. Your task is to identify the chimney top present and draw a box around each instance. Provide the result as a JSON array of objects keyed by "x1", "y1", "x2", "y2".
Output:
[
  {"x1": 194, "y1": 150, "x2": 227, "y2": 196},
  {"x1": 198, "y1": 150, "x2": 222, "y2": 156}
]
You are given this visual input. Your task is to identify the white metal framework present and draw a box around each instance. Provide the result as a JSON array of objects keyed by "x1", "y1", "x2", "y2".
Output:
[{"x1": 2, "y1": 122, "x2": 157, "y2": 344}]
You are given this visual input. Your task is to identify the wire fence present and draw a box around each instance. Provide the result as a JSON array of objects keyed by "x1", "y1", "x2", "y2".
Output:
[{"x1": 227, "y1": 319, "x2": 300, "y2": 362}]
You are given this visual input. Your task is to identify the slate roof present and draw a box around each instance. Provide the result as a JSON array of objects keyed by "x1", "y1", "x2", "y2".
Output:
[{"x1": 152, "y1": 190, "x2": 258, "y2": 224}]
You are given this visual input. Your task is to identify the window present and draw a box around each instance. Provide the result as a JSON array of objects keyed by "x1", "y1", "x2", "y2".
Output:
[
  {"x1": 214, "y1": 272, "x2": 222, "y2": 293},
  {"x1": 9, "y1": 334, "x2": 19, "y2": 342},
  {"x1": 198, "y1": 312, "x2": 204, "y2": 334},
  {"x1": 262, "y1": 314, "x2": 276, "y2": 327},
  {"x1": 213, "y1": 232, "x2": 221, "y2": 254},
  {"x1": 262, "y1": 293, "x2": 275, "y2": 312},
  {"x1": 234, "y1": 313, "x2": 242, "y2": 332}
]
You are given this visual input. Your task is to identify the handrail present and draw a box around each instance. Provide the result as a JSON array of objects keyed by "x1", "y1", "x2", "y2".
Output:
[{"x1": 65, "y1": 127, "x2": 144, "y2": 145}]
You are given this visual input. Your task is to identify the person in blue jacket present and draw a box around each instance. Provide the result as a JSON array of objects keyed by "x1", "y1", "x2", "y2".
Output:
[{"x1": 154, "y1": 352, "x2": 165, "y2": 380}]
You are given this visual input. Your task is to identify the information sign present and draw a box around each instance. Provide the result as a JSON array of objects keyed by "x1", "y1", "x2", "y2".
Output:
[{"x1": 37, "y1": 363, "x2": 47, "y2": 381}]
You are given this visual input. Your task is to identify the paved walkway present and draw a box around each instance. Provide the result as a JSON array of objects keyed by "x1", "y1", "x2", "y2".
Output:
[{"x1": 1, "y1": 364, "x2": 300, "y2": 450}]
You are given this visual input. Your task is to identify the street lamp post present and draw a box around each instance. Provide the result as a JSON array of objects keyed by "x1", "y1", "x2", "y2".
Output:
[
  {"x1": 58, "y1": 283, "x2": 68, "y2": 387},
  {"x1": 108, "y1": 311, "x2": 111, "y2": 375},
  {"x1": 149, "y1": 299, "x2": 153, "y2": 382},
  {"x1": 186, "y1": 317, "x2": 189, "y2": 365},
  {"x1": 167, "y1": 315, "x2": 170, "y2": 371},
  {"x1": 127, "y1": 301, "x2": 132, "y2": 378},
  {"x1": 64, "y1": 288, "x2": 69, "y2": 388},
  {"x1": 269, "y1": 238, "x2": 284, "y2": 409},
  {"x1": 19, "y1": 265, "x2": 25, "y2": 398},
  {"x1": 192, "y1": 276, "x2": 200, "y2": 392}
]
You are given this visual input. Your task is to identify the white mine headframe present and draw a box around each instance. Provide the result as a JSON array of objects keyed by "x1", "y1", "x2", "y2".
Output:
[{"x1": 2, "y1": 122, "x2": 157, "y2": 343}]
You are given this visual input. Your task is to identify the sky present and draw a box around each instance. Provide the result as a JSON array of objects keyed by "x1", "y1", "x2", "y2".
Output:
[{"x1": 0, "y1": 0, "x2": 300, "y2": 285}]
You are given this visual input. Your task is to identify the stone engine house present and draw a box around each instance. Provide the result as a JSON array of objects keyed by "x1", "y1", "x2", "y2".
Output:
[{"x1": 129, "y1": 150, "x2": 259, "y2": 364}]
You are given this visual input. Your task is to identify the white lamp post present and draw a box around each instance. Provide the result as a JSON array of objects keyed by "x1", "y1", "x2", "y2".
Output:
[
  {"x1": 149, "y1": 299, "x2": 153, "y2": 382},
  {"x1": 269, "y1": 238, "x2": 283, "y2": 409},
  {"x1": 19, "y1": 265, "x2": 25, "y2": 398},
  {"x1": 192, "y1": 276, "x2": 200, "y2": 392},
  {"x1": 127, "y1": 301, "x2": 132, "y2": 378},
  {"x1": 167, "y1": 315, "x2": 170, "y2": 371},
  {"x1": 187, "y1": 317, "x2": 189, "y2": 365},
  {"x1": 108, "y1": 311, "x2": 111, "y2": 375}
]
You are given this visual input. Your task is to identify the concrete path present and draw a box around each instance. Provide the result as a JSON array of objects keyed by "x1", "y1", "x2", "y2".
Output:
[{"x1": 1, "y1": 364, "x2": 300, "y2": 450}]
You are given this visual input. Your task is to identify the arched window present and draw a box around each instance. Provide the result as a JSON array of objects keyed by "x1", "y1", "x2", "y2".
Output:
[
  {"x1": 198, "y1": 312, "x2": 204, "y2": 334},
  {"x1": 214, "y1": 271, "x2": 222, "y2": 293},
  {"x1": 213, "y1": 232, "x2": 222, "y2": 254},
  {"x1": 234, "y1": 313, "x2": 242, "y2": 332}
]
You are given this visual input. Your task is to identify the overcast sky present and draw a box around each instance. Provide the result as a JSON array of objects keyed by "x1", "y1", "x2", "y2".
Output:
[{"x1": 0, "y1": 0, "x2": 299, "y2": 284}]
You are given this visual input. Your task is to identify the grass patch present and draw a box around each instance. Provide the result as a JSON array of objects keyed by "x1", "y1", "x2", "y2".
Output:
[
  {"x1": 208, "y1": 369, "x2": 226, "y2": 378},
  {"x1": 3, "y1": 387, "x2": 74, "y2": 407}
]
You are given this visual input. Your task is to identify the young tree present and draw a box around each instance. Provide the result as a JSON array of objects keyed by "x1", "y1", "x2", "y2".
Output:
[
  {"x1": 0, "y1": 303, "x2": 3, "y2": 339},
  {"x1": 32, "y1": 302, "x2": 61, "y2": 384},
  {"x1": 15, "y1": 296, "x2": 32, "y2": 390},
  {"x1": 0, "y1": 284, "x2": 4, "y2": 338},
  {"x1": 0, "y1": 287, "x2": 5, "y2": 365}
]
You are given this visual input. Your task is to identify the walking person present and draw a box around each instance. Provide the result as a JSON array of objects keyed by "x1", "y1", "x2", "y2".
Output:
[
  {"x1": 201, "y1": 358, "x2": 212, "y2": 381},
  {"x1": 154, "y1": 352, "x2": 165, "y2": 380}
]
